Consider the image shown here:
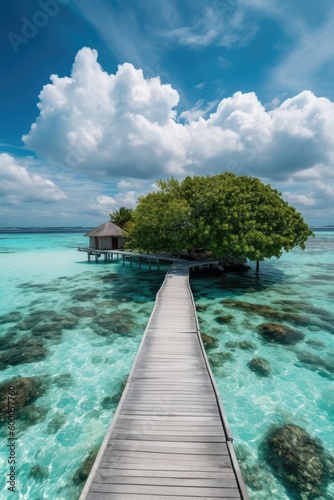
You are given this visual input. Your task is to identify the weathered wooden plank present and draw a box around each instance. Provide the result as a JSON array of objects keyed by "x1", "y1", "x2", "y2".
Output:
[
  {"x1": 93, "y1": 474, "x2": 239, "y2": 488},
  {"x1": 114, "y1": 424, "x2": 225, "y2": 432},
  {"x1": 119, "y1": 411, "x2": 221, "y2": 417},
  {"x1": 116, "y1": 414, "x2": 222, "y2": 421},
  {"x1": 123, "y1": 399, "x2": 218, "y2": 405},
  {"x1": 96, "y1": 468, "x2": 236, "y2": 479},
  {"x1": 111, "y1": 433, "x2": 226, "y2": 443},
  {"x1": 99, "y1": 462, "x2": 232, "y2": 472},
  {"x1": 108, "y1": 440, "x2": 229, "y2": 454},
  {"x1": 89, "y1": 483, "x2": 241, "y2": 497},
  {"x1": 102, "y1": 451, "x2": 232, "y2": 464},
  {"x1": 87, "y1": 494, "x2": 240, "y2": 500}
]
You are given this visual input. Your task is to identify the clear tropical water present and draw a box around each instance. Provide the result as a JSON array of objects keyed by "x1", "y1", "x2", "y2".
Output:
[
  {"x1": 0, "y1": 230, "x2": 168, "y2": 499},
  {"x1": 191, "y1": 231, "x2": 334, "y2": 499},
  {"x1": 0, "y1": 230, "x2": 333, "y2": 499}
]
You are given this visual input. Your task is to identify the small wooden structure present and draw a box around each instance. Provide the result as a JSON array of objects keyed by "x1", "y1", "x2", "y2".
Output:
[{"x1": 85, "y1": 222, "x2": 127, "y2": 251}]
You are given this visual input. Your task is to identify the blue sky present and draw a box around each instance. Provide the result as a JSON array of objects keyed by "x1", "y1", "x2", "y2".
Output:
[{"x1": 1, "y1": 0, "x2": 334, "y2": 227}]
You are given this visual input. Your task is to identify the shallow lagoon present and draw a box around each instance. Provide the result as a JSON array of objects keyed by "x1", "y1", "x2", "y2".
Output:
[{"x1": 0, "y1": 231, "x2": 333, "y2": 499}]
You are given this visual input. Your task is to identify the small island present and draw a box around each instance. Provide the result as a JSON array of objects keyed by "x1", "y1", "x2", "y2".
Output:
[{"x1": 82, "y1": 172, "x2": 313, "y2": 272}]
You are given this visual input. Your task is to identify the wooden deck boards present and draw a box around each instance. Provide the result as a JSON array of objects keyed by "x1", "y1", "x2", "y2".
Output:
[{"x1": 80, "y1": 263, "x2": 249, "y2": 499}]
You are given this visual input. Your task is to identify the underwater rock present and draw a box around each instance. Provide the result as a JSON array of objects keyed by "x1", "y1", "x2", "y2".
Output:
[
  {"x1": 99, "y1": 273, "x2": 121, "y2": 282},
  {"x1": 208, "y1": 351, "x2": 233, "y2": 368},
  {"x1": 0, "y1": 311, "x2": 22, "y2": 324},
  {"x1": 90, "y1": 324, "x2": 113, "y2": 338},
  {"x1": 263, "y1": 424, "x2": 334, "y2": 499},
  {"x1": 0, "y1": 376, "x2": 50, "y2": 424},
  {"x1": 221, "y1": 299, "x2": 321, "y2": 328},
  {"x1": 215, "y1": 314, "x2": 234, "y2": 324},
  {"x1": 0, "y1": 337, "x2": 48, "y2": 370},
  {"x1": 259, "y1": 323, "x2": 305, "y2": 345},
  {"x1": 137, "y1": 306, "x2": 151, "y2": 314},
  {"x1": 91, "y1": 355, "x2": 103, "y2": 364},
  {"x1": 0, "y1": 332, "x2": 18, "y2": 351},
  {"x1": 110, "y1": 378, "x2": 127, "y2": 406},
  {"x1": 201, "y1": 333, "x2": 219, "y2": 350},
  {"x1": 311, "y1": 273, "x2": 334, "y2": 281},
  {"x1": 93, "y1": 309, "x2": 137, "y2": 336},
  {"x1": 98, "y1": 299, "x2": 120, "y2": 308},
  {"x1": 247, "y1": 357, "x2": 271, "y2": 377},
  {"x1": 19, "y1": 405, "x2": 48, "y2": 424},
  {"x1": 195, "y1": 304, "x2": 208, "y2": 312},
  {"x1": 57, "y1": 316, "x2": 78, "y2": 330},
  {"x1": 296, "y1": 350, "x2": 334, "y2": 376},
  {"x1": 101, "y1": 396, "x2": 114, "y2": 410},
  {"x1": 17, "y1": 311, "x2": 78, "y2": 340},
  {"x1": 31, "y1": 328, "x2": 63, "y2": 341},
  {"x1": 239, "y1": 340, "x2": 256, "y2": 350},
  {"x1": 28, "y1": 464, "x2": 49, "y2": 482},
  {"x1": 73, "y1": 446, "x2": 99, "y2": 484},
  {"x1": 306, "y1": 339, "x2": 326, "y2": 349},
  {"x1": 53, "y1": 373, "x2": 72, "y2": 389},
  {"x1": 236, "y1": 444, "x2": 271, "y2": 492},
  {"x1": 101, "y1": 378, "x2": 128, "y2": 410},
  {"x1": 225, "y1": 341, "x2": 239, "y2": 349},
  {"x1": 109, "y1": 311, "x2": 136, "y2": 334},
  {"x1": 36, "y1": 312, "x2": 79, "y2": 329},
  {"x1": 68, "y1": 307, "x2": 97, "y2": 318},
  {"x1": 47, "y1": 412, "x2": 67, "y2": 433},
  {"x1": 16, "y1": 319, "x2": 39, "y2": 330},
  {"x1": 31, "y1": 321, "x2": 63, "y2": 333},
  {"x1": 273, "y1": 299, "x2": 334, "y2": 323},
  {"x1": 26, "y1": 309, "x2": 58, "y2": 320},
  {"x1": 72, "y1": 289, "x2": 99, "y2": 301},
  {"x1": 20, "y1": 281, "x2": 60, "y2": 292}
]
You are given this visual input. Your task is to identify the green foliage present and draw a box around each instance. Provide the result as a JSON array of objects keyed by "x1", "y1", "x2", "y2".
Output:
[
  {"x1": 127, "y1": 172, "x2": 313, "y2": 261},
  {"x1": 127, "y1": 180, "x2": 192, "y2": 253},
  {"x1": 109, "y1": 206, "x2": 133, "y2": 230}
]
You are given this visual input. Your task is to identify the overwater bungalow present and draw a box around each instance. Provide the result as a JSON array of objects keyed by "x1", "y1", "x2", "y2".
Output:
[{"x1": 85, "y1": 221, "x2": 127, "y2": 250}]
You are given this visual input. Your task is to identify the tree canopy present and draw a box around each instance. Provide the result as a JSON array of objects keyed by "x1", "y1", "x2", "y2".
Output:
[
  {"x1": 109, "y1": 206, "x2": 133, "y2": 230},
  {"x1": 127, "y1": 172, "x2": 313, "y2": 262}
]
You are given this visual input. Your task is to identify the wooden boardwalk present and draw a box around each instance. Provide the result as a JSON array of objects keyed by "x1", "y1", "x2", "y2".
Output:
[
  {"x1": 77, "y1": 248, "x2": 220, "y2": 271},
  {"x1": 80, "y1": 262, "x2": 249, "y2": 499}
]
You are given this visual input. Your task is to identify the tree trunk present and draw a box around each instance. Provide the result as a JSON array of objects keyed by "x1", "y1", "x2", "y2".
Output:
[{"x1": 256, "y1": 260, "x2": 260, "y2": 272}]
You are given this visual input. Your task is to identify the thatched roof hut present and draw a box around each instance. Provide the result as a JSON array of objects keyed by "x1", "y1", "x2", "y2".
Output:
[{"x1": 85, "y1": 221, "x2": 127, "y2": 250}]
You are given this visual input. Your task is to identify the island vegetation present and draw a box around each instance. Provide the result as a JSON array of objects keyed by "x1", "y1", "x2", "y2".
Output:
[
  {"x1": 109, "y1": 206, "x2": 133, "y2": 230},
  {"x1": 112, "y1": 172, "x2": 313, "y2": 270}
]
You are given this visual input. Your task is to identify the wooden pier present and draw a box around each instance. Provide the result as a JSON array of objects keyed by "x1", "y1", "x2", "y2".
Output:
[
  {"x1": 77, "y1": 248, "x2": 221, "y2": 271},
  {"x1": 77, "y1": 247, "x2": 180, "y2": 267},
  {"x1": 80, "y1": 262, "x2": 249, "y2": 499}
]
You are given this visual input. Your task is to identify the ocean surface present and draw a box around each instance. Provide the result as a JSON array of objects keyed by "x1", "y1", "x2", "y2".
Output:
[{"x1": 0, "y1": 229, "x2": 333, "y2": 499}]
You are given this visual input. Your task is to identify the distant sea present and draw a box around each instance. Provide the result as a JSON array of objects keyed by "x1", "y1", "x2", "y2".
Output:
[{"x1": 0, "y1": 228, "x2": 333, "y2": 499}]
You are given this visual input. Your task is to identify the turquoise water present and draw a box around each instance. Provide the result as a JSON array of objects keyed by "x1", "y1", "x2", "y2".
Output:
[
  {"x1": 0, "y1": 232, "x2": 167, "y2": 499},
  {"x1": 191, "y1": 231, "x2": 334, "y2": 499},
  {"x1": 0, "y1": 231, "x2": 333, "y2": 499}
]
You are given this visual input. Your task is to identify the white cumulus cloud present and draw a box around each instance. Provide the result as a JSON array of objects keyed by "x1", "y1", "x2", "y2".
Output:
[
  {"x1": 89, "y1": 190, "x2": 139, "y2": 216},
  {"x1": 0, "y1": 153, "x2": 66, "y2": 204},
  {"x1": 22, "y1": 47, "x2": 334, "y2": 188},
  {"x1": 283, "y1": 192, "x2": 315, "y2": 206}
]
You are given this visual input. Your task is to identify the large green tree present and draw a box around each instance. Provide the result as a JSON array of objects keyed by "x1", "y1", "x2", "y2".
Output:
[{"x1": 128, "y1": 173, "x2": 313, "y2": 267}]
